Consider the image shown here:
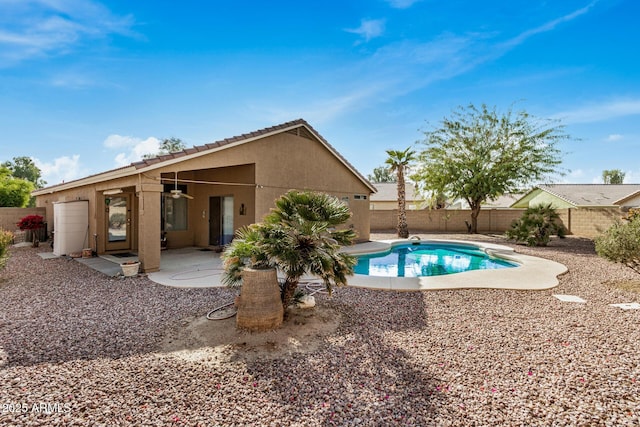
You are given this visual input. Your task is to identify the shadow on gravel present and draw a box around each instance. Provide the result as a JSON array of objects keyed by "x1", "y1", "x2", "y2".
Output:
[
  {"x1": 0, "y1": 247, "x2": 234, "y2": 368},
  {"x1": 242, "y1": 288, "x2": 449, "y2": 425}
]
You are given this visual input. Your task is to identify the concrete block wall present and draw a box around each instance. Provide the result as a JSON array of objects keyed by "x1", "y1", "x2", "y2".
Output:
[
  {"x1": 371, "y1": 207, "x2": 623, "y2": 238},
  {"x1": 372, "y1": 209, "x2": 525, "y2": 233},
  {"x1": 0, "y1": 207, "x2": 47, "y2": 232},
  {"x1": 565, "y1": 208, "x2": 622, "y2": 238}
]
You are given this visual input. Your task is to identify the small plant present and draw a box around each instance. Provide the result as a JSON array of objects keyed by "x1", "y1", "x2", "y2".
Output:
[
  {"x1": 505, "y1": 204, "x2": 566, "y2": 246},
  {"x1": 16, "y1": 214, "x2": 45, "y2": 247},
  {"x1": 595, "y1": 215, "x2": 640, "y2": 274},
  {"x1": 0, "y1": 229, "x2": 13, "y2": 270},
  {"x1": 223, "y1": 190, "x2": 357, "y2": 310}
]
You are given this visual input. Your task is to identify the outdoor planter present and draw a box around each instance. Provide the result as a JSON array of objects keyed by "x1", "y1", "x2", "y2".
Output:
[
  {"x1": 236, "y1": 268, "x2": 283, "y2": 331},
  {"x1": 121, "y1": 261, "x2": 140, "y2": 277}
]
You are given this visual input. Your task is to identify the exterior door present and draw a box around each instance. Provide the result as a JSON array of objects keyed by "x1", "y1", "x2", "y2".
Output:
[
  {"x1": 209, "y1": 196, "x2": 234, "y2": 246},
  {"x1": 105, "y1": 194, "x2": 132, "y2": 251}
]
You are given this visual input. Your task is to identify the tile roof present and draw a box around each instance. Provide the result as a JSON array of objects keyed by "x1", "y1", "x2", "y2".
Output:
[
  {"x1": 371, "y1": 182, "x2": 418, "y2": 201},
  {"x1": 537, "y1": 184, "x2": 640, "y2": 207},
  {"x1": 34, "y1": 119, "x2": 375, "y2": 194}
]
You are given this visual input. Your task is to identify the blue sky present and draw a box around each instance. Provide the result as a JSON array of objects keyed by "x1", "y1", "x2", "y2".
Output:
[{"x1": 1, "y1": 0, "x2": 639, "y2": 186}]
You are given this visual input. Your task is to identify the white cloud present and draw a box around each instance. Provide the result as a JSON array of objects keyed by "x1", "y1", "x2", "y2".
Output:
[
  {"x1": 103, "y1": 134, "x2": 160, "y2": 167},
  {"x1": 502, "y1": 1, "x2": 598, "y2": 50},
  {"x1": 34, "y1": 154, "x2": 86, "y2": 184},
  {"x1": 553, "y1": 99, "x2": 640, "y2": 124},
  {"x1": 605, "y1": 134, "x2": 624, "y2": 142},
  {"x1": 0, "y1": 0, "x2": 138, "y2": 65},
  {"x1": 345, "y1": 19, "x2": 385, "y2": 43},
  {"x1": 385, "y1": 0, "x2": 421, "y2": 9},
  {"x1": 256, "y1": 3, "x2": 598, "y2": 128}
]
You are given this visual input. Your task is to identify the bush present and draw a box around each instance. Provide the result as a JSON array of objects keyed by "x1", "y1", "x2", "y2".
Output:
[
  {"x1": 16, "y1": 214, "x2": 44, "y2": 231},
  {"x1": 505, "y1": 204, "x2": 566, "y2": 246},
  {"x1": 595, "y1": 216, "x2": 640, "y2": 274},
  {"x1": 0, "y1": 229, "x2": 13, "y2": 270}
]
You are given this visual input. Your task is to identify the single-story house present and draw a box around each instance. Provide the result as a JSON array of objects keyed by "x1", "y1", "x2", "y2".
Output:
[
  {"x1": 33, "y1": 119, "x2": 376, "y2": 272},
  {"x1": 448, "y1": 193, "x2": 523, "y2": 209},
  {"x1": 511, "y1": 184, "x2": 640, "y2": 209},
  {"x1": 370, "y1": 183, "x2": 422, "y2": 210}
]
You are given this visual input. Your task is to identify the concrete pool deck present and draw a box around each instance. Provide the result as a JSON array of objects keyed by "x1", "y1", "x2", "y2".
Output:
[
  {"x1": 341, "y1": 239, "x2": 568, "y2": 291},
  {"x1": 143, "y1": 239, "x2": 568, "y2": 291}
]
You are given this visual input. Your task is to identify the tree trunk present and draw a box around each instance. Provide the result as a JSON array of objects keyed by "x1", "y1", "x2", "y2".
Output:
[
  {"x1": 236, "y1": 268, "x2": 283, "y2": 331},
  {"x1": 397, "y1": 168, "x2": 409, "y2": 238},
  {"x1": 281, "y1": 279, "x2": 299, "y2": 312},
  {"x1": 470, "y1": 204, "x2": 481, "y2": 234}
]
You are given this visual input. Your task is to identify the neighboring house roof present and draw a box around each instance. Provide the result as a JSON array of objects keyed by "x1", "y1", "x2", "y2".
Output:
[
  {"x1": 34, "y1": 119, "x2": 376, "y2": 195},
  {"x1": 483, "y1": 193, "x2": 524, "y2": 208},
  {"x1": 450, "y1": 193, "x2": 524, "y2": 209},
  {"x1": 511, "y1": 184, "x2": 640, "y2": 208},
  {"x1": 370, "y1": 183, "x2": 418, "y2": 202}
]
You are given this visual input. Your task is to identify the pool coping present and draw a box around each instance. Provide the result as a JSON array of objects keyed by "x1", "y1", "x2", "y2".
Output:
[{"x1": 341, "y1": 239, "x2": 568, "y2": 291}]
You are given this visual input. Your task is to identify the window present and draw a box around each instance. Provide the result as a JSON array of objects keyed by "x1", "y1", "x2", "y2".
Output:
[
  {"x1": 354, "y1": 194, "x2": 368, "y2": 200},
  {"x1": 162, "y1": 184, "x2": 188, "y2": 231}
]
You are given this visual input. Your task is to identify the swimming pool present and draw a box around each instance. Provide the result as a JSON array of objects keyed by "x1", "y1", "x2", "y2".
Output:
[{"x1": 354, "y1": 241, "x2": 518, "y2": 277}]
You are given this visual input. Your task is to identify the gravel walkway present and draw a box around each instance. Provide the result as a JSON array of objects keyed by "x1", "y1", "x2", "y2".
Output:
[{"x1": 1, "y1": 235, "x2": 639, "y2": 426}]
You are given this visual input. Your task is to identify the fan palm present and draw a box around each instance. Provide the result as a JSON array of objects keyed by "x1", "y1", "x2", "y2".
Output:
[
  {"x1": 223, "y1": 190, "x2": 357, "y2": 313},
  {"x1": 385, "y1": 147, "x2": 415, "y2": 238}
]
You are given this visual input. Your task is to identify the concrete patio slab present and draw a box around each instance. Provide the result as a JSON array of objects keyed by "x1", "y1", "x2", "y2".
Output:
[{"x1": 67, "y1": 239, "x2": 568, "y2": 292}]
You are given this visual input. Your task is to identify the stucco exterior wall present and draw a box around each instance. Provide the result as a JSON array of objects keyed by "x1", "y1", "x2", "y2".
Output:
[
  {"x1": 36, "y1": 176, "x2": 140, "y2": 254},
  {"x1": 526, "y1": 192, "x2": 574, "y2": 209},
  {"x1": 619, "y1": 194, "x2": 640, "y2": 207},
  {"x1": 34, "y1": 127, "x2": 373, "y2": 269}
]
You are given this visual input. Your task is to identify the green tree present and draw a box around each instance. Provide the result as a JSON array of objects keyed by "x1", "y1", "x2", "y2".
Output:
[
  {"x1": 413, "y1": 103, "x2": 568, "y2": 233},
  {"x1": 143, "y1": 137, "x2": 187, "y2": 159},
  {"x1": 385, "y1": 147, "x2": 416, "y2": 238},
  {"x1": 367, "y1": 166, "x2": 396, "y2": 183},
  {"x1": 505, "y1": 204, "x2": 566, "y2": 246},
  {"x1": 602, "y1": 169, "x2": 625, "y2": 184},
  {"x1": 2, "y1": 156, "x2": 46, "y2": 188},
  {"x1": 223, "y1": 190, "x2": 357, "y2": 312},
  {"x1": 0, "y1": 166, "x2": 35, "y2": 207}
]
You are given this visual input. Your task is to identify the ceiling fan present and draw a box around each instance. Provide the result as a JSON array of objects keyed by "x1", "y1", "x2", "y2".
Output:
[{"x1": 170, "y1": 172, "x2": 194, "y2": 199}]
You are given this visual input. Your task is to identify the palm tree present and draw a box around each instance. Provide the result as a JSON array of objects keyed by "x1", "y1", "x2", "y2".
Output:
[
  {"x1": 223, "y1": 190, "x2": 357, "y2": 320},
  {"x1": 385, "y1": 147, "x2": 415, "y2": 238}
]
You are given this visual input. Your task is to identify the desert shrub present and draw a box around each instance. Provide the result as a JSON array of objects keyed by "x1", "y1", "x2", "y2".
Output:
[
  {"x1": 595, "y1": 216, "x2": 640, "y2": 274},
  {"x1": 0, "y1": 229, "x2": 13, "y2": 270},
  {"x1": 505, "y1": 204, "x2": 566, "y2": 246}
]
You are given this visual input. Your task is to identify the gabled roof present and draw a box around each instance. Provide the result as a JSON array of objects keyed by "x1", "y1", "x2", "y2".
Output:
[
  {"x1": 34, "y1": 119, "x2": 376, "y2": 195},
  {"x1": 370, "y1": 183, "x2": 418, "y2": 202},
  {"x1": 511, "y1": 184, "x2": 640, "y2": 208}
]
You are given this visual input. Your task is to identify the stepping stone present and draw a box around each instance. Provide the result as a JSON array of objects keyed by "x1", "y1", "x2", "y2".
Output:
[
  {"x1": 609, "y1": 303, "x2": 640, "y2": 310},
  {"x1": 553, "y1": 294, "x2": 586, "y2": 303}
]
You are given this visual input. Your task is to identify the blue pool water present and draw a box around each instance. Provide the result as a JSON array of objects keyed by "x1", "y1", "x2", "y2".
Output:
[{"x1": 354, "y1": 242, "x2": 518, "y2": 277}]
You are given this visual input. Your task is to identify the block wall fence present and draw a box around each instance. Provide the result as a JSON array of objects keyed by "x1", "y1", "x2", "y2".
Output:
[
  {"x1": 0, "y1": 208, "x2": 47, "y2": 232},
  {"x1": 1, "y1": 206, "x2": 623, "y2": 241},
  {"x1": 370, "y1": 208, "x2": 623, "y2": 238}
]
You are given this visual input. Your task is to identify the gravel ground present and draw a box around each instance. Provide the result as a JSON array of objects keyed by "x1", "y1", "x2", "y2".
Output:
[{"x1": 1, "y1": 234, "x2": 639, "y2": 426}]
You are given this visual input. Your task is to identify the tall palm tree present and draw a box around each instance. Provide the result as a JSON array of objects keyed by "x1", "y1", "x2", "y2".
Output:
[
  {"x1": 385, "y1": 147, "x2": 415, "y2": 238},
  {"x1": 223, "y1": 190, "x2": 357, "y2": 316}
]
